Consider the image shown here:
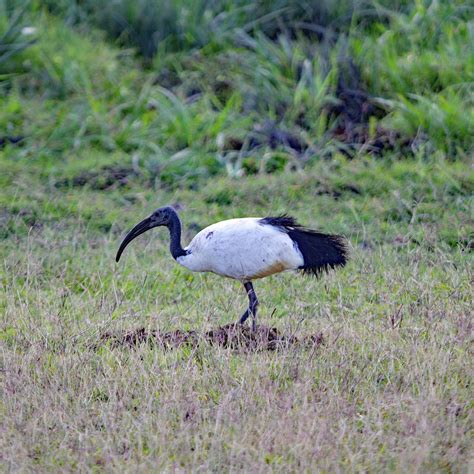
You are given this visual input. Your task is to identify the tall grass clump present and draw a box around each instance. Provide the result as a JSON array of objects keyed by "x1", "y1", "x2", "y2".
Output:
[
  {"x1": 44, "y1": 0, "x2": 252, "y2": 58},
  {"x1": 0, "y1": 0, "x2": 36, "y2": 76},
  {"x1": 43, "y1": 0, "x2": 415, "y2": 59},
  {"x1": 354, "y1": 0, "x2": 474, "y2": 155}
]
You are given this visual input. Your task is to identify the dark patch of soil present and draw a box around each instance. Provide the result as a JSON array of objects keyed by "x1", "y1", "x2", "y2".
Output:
[
  {"x1": 152, "y1": 67, "x2": 182, "y2": 90},
  {"x1": 324, "y1": 57, "x2": 415, "y2": 156},
  {"x1": 254, "y1": 121, "x2": 306, "y2": 154},
  {"x1": 331, "y1": 123, "x2": 413, "y2": 157},
  {"x1": 221, "y1": 120, "x2": 307, "y2": 156},
  {"x1": 55, "y1": 165, "x2": 138, "y2": 190},
  {"x1": 0, "y1": 135, "x2": 24, "y2": 148},
  {"x1": 314, "y1": 182, "x2": 361, "y2": 199},
  {"x1": 97, "y1": 324, "x2": 325, "y2": 352}
]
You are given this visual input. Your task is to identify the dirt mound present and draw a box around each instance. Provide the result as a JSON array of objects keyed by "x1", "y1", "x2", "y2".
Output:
[
  {"x1": 55, "y1": 165, "x2": 138, "y2": 190},
  {"x1": 98, "y1": 324, "x2": 324, "y2": 352}
]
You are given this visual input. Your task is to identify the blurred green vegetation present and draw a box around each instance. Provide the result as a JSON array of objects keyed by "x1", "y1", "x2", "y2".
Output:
[{"x1": 0, "y1": 0, "x2": 472, "y2": 190}]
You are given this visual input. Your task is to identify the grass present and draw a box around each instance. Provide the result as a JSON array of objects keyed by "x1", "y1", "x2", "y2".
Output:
[
  {"x1": 1, "y1": 157, "x2": 472, "y2": 471},
  {"x1": 1, "y1": 0, "x2": 473, "y2": 471}
]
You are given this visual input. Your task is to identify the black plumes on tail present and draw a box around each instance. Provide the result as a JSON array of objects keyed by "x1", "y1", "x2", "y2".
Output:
[
  {"x1": 289, "y1": 228, "x2": 348, "y2": 276},
  {"x1": 260, "y1": 215, "x2": 349, "y2": 276}
]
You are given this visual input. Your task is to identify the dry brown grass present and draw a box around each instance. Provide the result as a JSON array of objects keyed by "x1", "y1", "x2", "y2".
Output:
[{"x1": 2, "y1": 225, "x2": 472, "y2": 471}]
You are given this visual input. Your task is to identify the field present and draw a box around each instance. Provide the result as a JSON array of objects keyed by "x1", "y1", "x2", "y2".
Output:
[{"x1": 1, "y1": 1, "x2": 473, "y2": 471}]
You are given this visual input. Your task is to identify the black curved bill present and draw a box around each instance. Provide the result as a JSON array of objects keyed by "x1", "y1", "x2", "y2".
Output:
[{"x1": 116, "y1": 217, "x2": 153, "y2": 262}]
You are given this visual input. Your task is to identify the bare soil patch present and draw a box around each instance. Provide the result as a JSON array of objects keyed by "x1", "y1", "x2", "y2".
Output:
[
  {"x1": 98, "y1": 324, "x2": 324, "y2": 351},
  {"x1": 55, "y1": 165, "x2": 138, "y2": 190}
]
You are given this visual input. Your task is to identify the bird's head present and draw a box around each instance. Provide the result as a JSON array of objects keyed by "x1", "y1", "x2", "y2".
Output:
[
  {"x1": 149, "y1": 206, "x2": 176, "y2": 227},
  {"x1": 115, "y1": 206, "x2": 177, "y2": 262}
]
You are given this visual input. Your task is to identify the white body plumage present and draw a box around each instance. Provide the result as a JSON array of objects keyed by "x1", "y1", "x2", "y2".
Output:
[{"x1": 177, "y1": 218, "x2": 304, "y2": 282}]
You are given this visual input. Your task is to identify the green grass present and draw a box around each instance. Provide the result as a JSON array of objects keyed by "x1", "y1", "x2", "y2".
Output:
[
  {"x1": 1, "y1": 156, "x2": 472, "y2": 470},
  {"x1": 1, "y1": 0, "x2": 473, "y2": 471},
  {"x1": 2, "y1": 0, "x2": 473, "y2": 172}
]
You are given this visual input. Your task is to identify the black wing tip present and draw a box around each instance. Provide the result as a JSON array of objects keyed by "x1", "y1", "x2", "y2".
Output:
[{"x1": 260, "y1": 214, "x2": 301, "y2": 228}]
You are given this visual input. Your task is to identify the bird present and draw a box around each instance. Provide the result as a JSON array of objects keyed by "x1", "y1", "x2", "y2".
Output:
[{"x1": 116, "y1": 206, "x2": 348, "y2": 331}]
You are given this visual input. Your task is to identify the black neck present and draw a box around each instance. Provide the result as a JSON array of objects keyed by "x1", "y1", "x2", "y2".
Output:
[{"x1": 167, "y1": 211, "x2": 187, "y2": 260}]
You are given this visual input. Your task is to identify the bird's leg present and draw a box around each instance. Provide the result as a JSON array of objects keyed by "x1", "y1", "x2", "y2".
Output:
[
  {"x1": 239, "y1": 281, "x2": 259, "y2": 331},
  {"x1": 238, "y1": 283, "x2": 253, "y2": 324},
  {"x1": 239, "y1": 308, "x2": 250, "y2": 324}
]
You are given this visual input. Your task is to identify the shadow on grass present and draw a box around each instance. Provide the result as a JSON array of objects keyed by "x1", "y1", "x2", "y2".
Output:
[{"x1": 97, "y1": 324, "x2": 325, "y2": 352}]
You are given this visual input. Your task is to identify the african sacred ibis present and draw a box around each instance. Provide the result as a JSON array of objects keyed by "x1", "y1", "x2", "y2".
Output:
[{"x1": 116, "y1": 206, "x2": 348, "y2": 331}]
